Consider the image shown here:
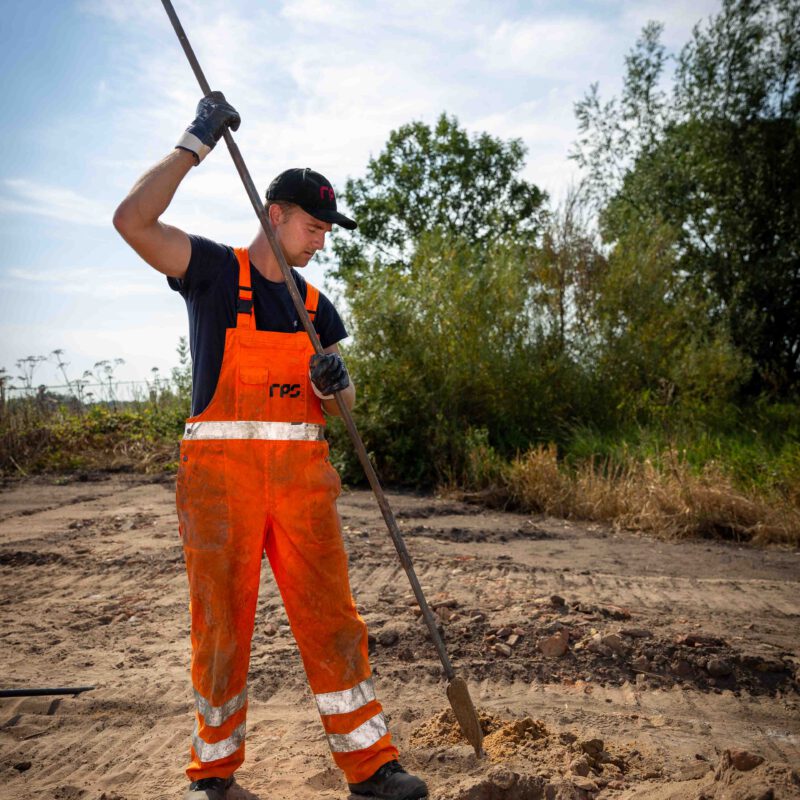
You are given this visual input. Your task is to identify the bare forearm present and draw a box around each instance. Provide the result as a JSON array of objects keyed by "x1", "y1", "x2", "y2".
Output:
[{"x1": 321, "y1": 382, "x2": 356, "y2": 416}]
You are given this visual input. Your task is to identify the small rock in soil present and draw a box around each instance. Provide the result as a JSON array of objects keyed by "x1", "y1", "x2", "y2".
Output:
[
  {"x1": 630, "y1": 655, "x2": 651, "y2": 672},
  {"x1": 727, "y1": 749, "x2": 765, "y2": 772},
  {"x1": 580, "y1": 738, "x2": 604, "y2": 756},
  {"x1": 671, "y1": 658, "x2": 695, "y2": 679},
  {"x1": 676, "y1": 632, "x2": 726, "y2": 647},
  {"x1": 600, "y1": 633, "x2": 629, "y2": 657},
  {"x1": 377, "y1": 627, "x2": 399, "y2": 647},
  {"x1": 569, "y1": 755, "x2": 591, "y2": 776},
  {"x1": 540, "y1": 629, "x2": 570, "y2": 658},
  {"x1": 706, "y1": 657, "x2": 734, "y2": 677},
  {"x1": 571, "y1": 775, "x2": 599, "y2": 791},
  {"x1": 587, "y1": 634, "x2": 609, "y2": 656},
  {"x1": 674, "y1": 762, "x2": 711, "y2": 781},
  {"x1": 620, "y1": 627, "x2": 652, "y2": 639}
]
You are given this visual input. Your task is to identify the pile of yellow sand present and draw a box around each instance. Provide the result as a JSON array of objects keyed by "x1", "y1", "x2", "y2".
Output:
[{"x1": 410, "y1": 709, "x2": 550, "y2": 761}]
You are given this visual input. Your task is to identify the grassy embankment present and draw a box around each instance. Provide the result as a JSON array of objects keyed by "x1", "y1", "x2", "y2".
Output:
[
  {"x1": 453, "y1": 417, "x2": 800, "y2": 547},
  {"x1": 2, "y1": 390, "x2": 798, "y2": 547}
]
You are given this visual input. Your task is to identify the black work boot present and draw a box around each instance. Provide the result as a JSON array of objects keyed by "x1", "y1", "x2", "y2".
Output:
[
  {"x1": 184, "y1": 775, "x2": 235, "y2": 800},
  {"x1": 348, "y1": 761, "x2": 428, "y2": 799}
]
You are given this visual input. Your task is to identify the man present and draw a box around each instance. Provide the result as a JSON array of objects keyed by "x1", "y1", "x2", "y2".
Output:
[{"x1": 113, "y1": 92, "x2": 427, "y2": 800}]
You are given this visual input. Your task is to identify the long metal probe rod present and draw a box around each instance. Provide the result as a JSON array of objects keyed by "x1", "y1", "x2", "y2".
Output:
[
  {"x1": 0, "y1": 686, "x2": 95, "y2": 698},
  {"x1": 160, "y1": 0, "x2": 454, "y2": 681}
]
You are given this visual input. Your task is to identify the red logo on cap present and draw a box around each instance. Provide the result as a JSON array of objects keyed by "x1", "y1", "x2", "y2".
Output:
[{"x1": 320, "y1": 186, "x2": 335, "y2": 201}]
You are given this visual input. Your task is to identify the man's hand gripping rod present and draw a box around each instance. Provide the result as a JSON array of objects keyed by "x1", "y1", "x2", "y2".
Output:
[{"x1": 160, "y1": 0, "x2": 484, "y2": 759}]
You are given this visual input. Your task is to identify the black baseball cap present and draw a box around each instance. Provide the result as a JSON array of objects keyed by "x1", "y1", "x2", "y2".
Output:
[{"x1": 266, "y1": 168, "x2": 356, "y2": 230}]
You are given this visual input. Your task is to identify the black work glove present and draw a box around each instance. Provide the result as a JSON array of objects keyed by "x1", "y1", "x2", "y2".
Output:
[
  {"x1": 309, "y1": 353, "x2": 350, "y2": 399},
  {"x1": 175, "y1": 91, "x2": 241, "y2": 164}
]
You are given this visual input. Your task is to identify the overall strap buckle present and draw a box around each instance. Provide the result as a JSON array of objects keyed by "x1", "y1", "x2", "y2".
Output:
[{"x1": 233, "y1": 248, "x2": 254, "y2": 329}]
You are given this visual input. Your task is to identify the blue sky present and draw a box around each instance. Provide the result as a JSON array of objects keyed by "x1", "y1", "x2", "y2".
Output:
[{"x1": 0, "y1": 0, "x2": 721, "y2": 392}]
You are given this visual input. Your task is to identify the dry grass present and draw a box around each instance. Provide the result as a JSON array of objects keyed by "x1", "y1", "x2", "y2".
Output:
[
  {"x1": 507, "y1": 445, "x2": 573, "y2": 518},
  {"x1": 505, "y1": 445, "x2": 800, "y2": 546},
  {"x1": 0, "y1": 402, "x2": 183, "y2": 477}
]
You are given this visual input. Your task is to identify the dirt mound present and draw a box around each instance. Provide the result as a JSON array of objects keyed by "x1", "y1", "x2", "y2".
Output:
[
  {"x1": 386, "y1": 594, "x2": 798, "y2": 695},
  {"x1": 0, "y1": 549, "x2": 68, "y2": 566},
  {"x1": 698, "y1": 748, "x2": 800, "y2": 799},
  {"x1": 482, "y1": 717, "x2": 550, "y2": 761},
  {"x1": 411, "y1": 711, "x2": 800, "y2": 799},
  {"x1": 399, "y1": 523, "x2": 552, "y2": 543},
  {"x1": 411, "y1": 710, "x2": 657, "y2": 798},
  {"x1": 411, "y1": 710, "x2": 548, "y2": 760}
]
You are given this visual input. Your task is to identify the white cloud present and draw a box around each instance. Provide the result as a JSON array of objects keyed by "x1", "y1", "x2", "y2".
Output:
[
  {"x1": 279, "y1": 0, "x2": 361, "y2": 28},
  {"x1": 77, "y1": 0, "x2": 163, "y2": 26},
  {"x1": 0, "y1": 179, "x2": 111, "y2": 227},
  {"x1": 2, "y1": 266, "x2": 162, "y2": 299},
  {"x1": 471, "y1": 96, "x2": 583, "y2": 196},
  {"x1": 476, "y1": 16, "x2": 616, "y2": 80},
  {"x1": 620, "y1": 0, "x2": 722, "y2": 47}
]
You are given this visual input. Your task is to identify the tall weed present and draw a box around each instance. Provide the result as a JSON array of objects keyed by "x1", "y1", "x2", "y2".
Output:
[{"x1": 462, "y1": 438, "x2": 800, "y2": 546}]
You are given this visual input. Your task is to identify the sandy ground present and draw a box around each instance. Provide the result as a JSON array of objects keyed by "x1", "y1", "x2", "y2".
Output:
[{"x1": 0, "y1": 472, "x2": 798, "y2": 800}]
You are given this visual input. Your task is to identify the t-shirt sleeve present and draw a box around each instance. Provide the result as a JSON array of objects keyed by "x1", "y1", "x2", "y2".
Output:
[
  {"x1": 167, "y1": 235, "x2": 232, "y2": 297},
  {"x1": 316, "y1": 291, "x2": 348, "y2": 348}
]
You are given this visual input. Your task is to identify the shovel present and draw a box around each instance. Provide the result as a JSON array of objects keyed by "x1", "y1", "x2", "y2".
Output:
[{"x1": 160, "y1": 0, "x2": 485, "y2": 759}]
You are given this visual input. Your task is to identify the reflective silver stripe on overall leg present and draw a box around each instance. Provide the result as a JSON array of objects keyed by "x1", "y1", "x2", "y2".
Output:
[
  {"x1": 326, "y1": 712, "x2": 388, "y2": 753},
  {"x1": 315, "y1": 677, "x2": 376, "y2": 717},
  {"x1": 194, "y1": 686, "x2": 247, "y2": 727},
  {"x1": 192, "y1": 722, "x2": 246, "y2": 763}
]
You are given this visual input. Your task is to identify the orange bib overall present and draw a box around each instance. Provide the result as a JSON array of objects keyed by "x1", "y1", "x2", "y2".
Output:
[{"x1": 176, "y1": 248, "x2": 398, "y2": 783}]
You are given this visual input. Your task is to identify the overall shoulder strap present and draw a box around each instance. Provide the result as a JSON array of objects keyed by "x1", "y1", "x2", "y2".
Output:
[
  {"x1": 233, "y1": 247, "x2": 254, "y2": 329},
  {"x1": 304, "y1": 281, "x2": 320, "y2": 322}
]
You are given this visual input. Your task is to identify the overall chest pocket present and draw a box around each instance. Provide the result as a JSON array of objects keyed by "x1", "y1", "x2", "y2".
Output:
[{"x1": 239, "y1": 365, "x2": 269, "y2": 384}]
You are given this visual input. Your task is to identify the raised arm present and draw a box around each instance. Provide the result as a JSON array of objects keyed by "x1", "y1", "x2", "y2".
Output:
[{"x1": 112, "y1": 92, "x2": 240, "y2": 279}]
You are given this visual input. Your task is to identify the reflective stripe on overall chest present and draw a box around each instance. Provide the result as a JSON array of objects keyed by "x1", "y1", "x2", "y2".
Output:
[{"x1": 184, "y1": 247, "x2": 325, "y2": 435}]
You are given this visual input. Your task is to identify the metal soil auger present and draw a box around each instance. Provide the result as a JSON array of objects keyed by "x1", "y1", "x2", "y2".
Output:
[{"x1": 159, "y1": 0, "x2": 485, "y2": 760}]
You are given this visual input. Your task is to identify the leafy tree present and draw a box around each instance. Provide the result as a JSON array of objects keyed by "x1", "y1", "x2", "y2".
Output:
[
  {"x1": 572, "y1": 0, "x2": 800, "y2": 394},
  {"x1": 333, "y1": 113, "x2": 547, "y2": 284},
  {"x1": 171, "y1": 336, "x2": 192, "y2": 402},
  {"x1": 594, "y1": 223, "x2": 750, "y2": 419},
  {"x1": 530, "y1": 187, "x2": 607, "y2": 359},
  {"x1": 330, "y1": 230, "x2": 588, "y2": 485}
]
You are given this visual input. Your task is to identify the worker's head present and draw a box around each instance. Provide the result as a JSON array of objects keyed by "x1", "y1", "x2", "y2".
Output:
[
  {"x1": 266, "y1": 168, "x2": 356, "y2": 230},
  {"x1": 265, "y1": 168, "x2": 355, "y2": 267}
]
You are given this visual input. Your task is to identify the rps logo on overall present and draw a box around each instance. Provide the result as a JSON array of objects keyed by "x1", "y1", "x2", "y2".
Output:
[{"x1": 270, "y1": 383, "x2": 301, "y2": 398}]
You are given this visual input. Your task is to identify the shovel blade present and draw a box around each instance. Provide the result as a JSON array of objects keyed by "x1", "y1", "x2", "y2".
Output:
[{"x1": 446, "y1": 675, "x2": 485, "y2": 758}]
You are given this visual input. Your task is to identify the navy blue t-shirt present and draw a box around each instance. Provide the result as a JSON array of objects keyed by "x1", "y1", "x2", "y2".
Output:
[{"x1": 169, "y1": 235, "x2": 347, "y2": 416}]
